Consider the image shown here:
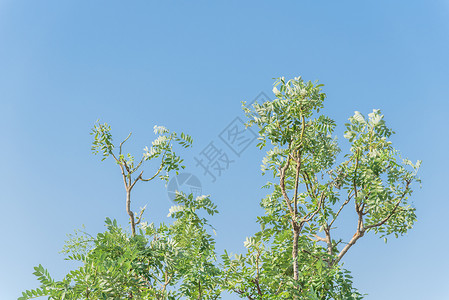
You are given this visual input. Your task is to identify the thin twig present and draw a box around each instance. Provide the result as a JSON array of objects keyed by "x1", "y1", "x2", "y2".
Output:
[{"x1": 119, "y1": 132, "x2": 132, "y2": 156}]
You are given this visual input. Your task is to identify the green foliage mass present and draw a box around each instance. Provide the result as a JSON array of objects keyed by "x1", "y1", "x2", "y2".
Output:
[
  {"x1": 21, "y1": 76, "x2": 420, "y2": 299},
  {"x1": 20, "y1": 193, "x2": 221, "y2": 300}
]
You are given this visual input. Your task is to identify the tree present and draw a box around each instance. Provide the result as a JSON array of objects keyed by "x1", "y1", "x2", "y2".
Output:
[
  {"x1": 90, "y1": 122, "x2": 193, "y2": 237},
  {"x1": 21, "y1": 76, "x2": 421, "y2": 299},
  {"x1": 221, "y1": 76, "x2": 421, "y2": 299},
  {"x1": 20, "y1": 123, "x2": 221, "y2": 299}
]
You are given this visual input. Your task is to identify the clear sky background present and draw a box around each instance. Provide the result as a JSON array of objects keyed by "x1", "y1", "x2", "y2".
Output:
[{"x1": 1, "y1": 1, "x2": 448, "y2": 299}]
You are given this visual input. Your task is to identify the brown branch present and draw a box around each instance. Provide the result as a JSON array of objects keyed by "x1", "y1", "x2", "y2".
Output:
[
  {"x1": 303, "y1": 171, "x2": 318, "y2": 199},
  {"x1": 324, "y1": 225, "x2": 333, "y2": 257},
  {"x1": 234, "y1": 288, "x2": 255, "y2": 300},
  {"x1": 333, "y1": 230, "x2": 364, "y2": 266},
  {"x1": 365, "y1": 180, "x2": 411, "y2": 230},
  {"x1": 132, "y1": 156, "x2": 145, "y2": 173},
  {"x1": 360, "y1": 202, "x2": 366, "y2": 215},
  {"x1": 301, "y1": 190, "x2": 325, "y2": 224},
  {"x1": 253, "y1": 279, "x2": 263, "y2": 296},
  {"x1": 275, "y1": 281, "x2": 284, "y2": 295},
  {"x1": 110, "y1": 151, "x2": 119, "y2": 164},
  {"x1": 353, "y1": 149, "x2": 360, "y2": 200},
  {"x1": 140, "y1": 141, "x2": 171, "y2": 182},
  {"x1": 119, "y1": 132, "x2": 132, "y2": 156},
  {"x1": 331, "y1": 149, "x2": 365, "y2": 264},
  {"x1": 333, "y1": 239, "x2": 343, "y2": 248},
  {"x1": 310, "y1": 234, "x2": 328, "y2": 243},
  {"x1": 333, "y1": 154, "x2": 369, "y2": 266},
  {"x1": 160, "y1": 271, "x2": 172, "y2": 297},
  {"x1": 329, "y1": 190, "x2": 354, "y2": 227},
  {"x1": 110, "y1": 151, "x2": 138, "y2": 236},
  {"x1": 130, "y1": 171, "x2": 143, "y2": 189},
  {"x1": 126, "y1": 189, "x2": 136, "y2": 237},
  {"x1": 255, "y1": 248, "x2": 261, "y2": 293},
  {"x1": 356, "y1": 200, "x2": 364, "y2": 232},
  {"x1": 301, "y1": 249, "x2": 321, "y2": 260},
  {"x1": 292, "y1": 151, "x2": 302, "y2": 219},
  {"x1": 279, "y1": 157, "x2": 295, "y2": 219},
  {"x1": 135, "y1": 205, "x2": 147, "y2": 225},
  {"x1": 123, "y1": 160, "x2": 131, "y2": 176},
  {"x1": 114, "y1": 155, "x2": 129, "y2": 190},
  {"x1": 140, "y1": 164, "x2": 164, "y2": 182},
  {"x1": 299, "y1": 113, "x2": 306, "y2": 147},
  {"x1": 302, "y1": 174, "x2": 313, "y2": 199}
]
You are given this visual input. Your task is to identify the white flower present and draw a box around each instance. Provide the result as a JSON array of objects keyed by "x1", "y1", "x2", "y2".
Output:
[
  {"x1": 272, "y1": 86, "x2": 281, "y2": 96},
  {"x1": 300, "y1": 89, "x2": 307, "y2": 97},
  {"x1": 153, "y1": 125, "x2": 168, "y2": 135},
  {"x1": 369, "y1": 149, "x2": 380, "y2": 158}
]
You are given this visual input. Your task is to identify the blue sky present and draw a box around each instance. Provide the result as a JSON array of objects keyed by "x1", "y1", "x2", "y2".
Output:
[{"x1": 1, "y1": 1, "x2": 448, "y2": 299}]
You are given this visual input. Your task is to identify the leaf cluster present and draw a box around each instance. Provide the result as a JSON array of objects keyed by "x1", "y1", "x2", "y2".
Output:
[
  {"x1": 20, "y1": 194, "x2": 221, "y2": 300},
  {"x1": 22, "y1": 76, "x2": 421, "y2": 300}
]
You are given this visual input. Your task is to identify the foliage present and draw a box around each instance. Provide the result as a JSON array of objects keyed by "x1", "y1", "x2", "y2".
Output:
[
  {"x1": 221, "y1": 76, "x2": 420, "y2": 298},
  {"x1": 20, "y1": 194, "x2": 221, "y2": 300},
  {"x1": 91, "y1": 122, "x2": 193, "y2": 237},
  {"x1": 21, "y1": 76, "x2": 421, "y2": 299},
  {"x1": 20, "y1": 124, "x2": 220, "y2": 300}
]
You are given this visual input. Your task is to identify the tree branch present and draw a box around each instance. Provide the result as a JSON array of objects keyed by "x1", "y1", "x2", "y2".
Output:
[
  {"x1": 135, "y1": 205, "x2": 147, "y2": 225},
  {"x1": 299, "y1": 190, "x2": 325, "y2": 229},
  {"x1": 131, "y1": 156, "x2": 145, "y2": 173},
  {"x1": 303, "y1": 171, "x2": 322, "y2": 205},
  {"x1": 324, "y1": 225, "x2": 333, "y2": 257},
  {"x1": 279, "y1": 157, "x2": 295, "y2": 219},
  {"x1": 140, "y1": 164, "x2": 164, "y2": 182},
  {"x1": 253, "y1": 279, "x2": 263, "y2": 296},
  {"x1": 130, "y1": 171, "x2": 143, "y2": 189},
  {"x1": 365, "y1": 180, "x2": 411, "y2": 230},
  {"x1": 119, "y1": 132, "x2": 132, "y2": 156},
  {"x1": 353, "y1": 150, "x2": 360, "y2": 201},
  {"x1": 333, "y1": 153, "x2": 367, "y2": 266},
  {"x1": 292, "y1": 151, "x2": 302, "y2": 219},
  {"x1": 329, "y1": 190, "x2": 354, "y2": 227},
  {"x1": 140, "y1": 142, "x2": 171, "y2": 182},
  {"x1": 333, "y1": 229, "x2": 364, "y2": 266}
]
